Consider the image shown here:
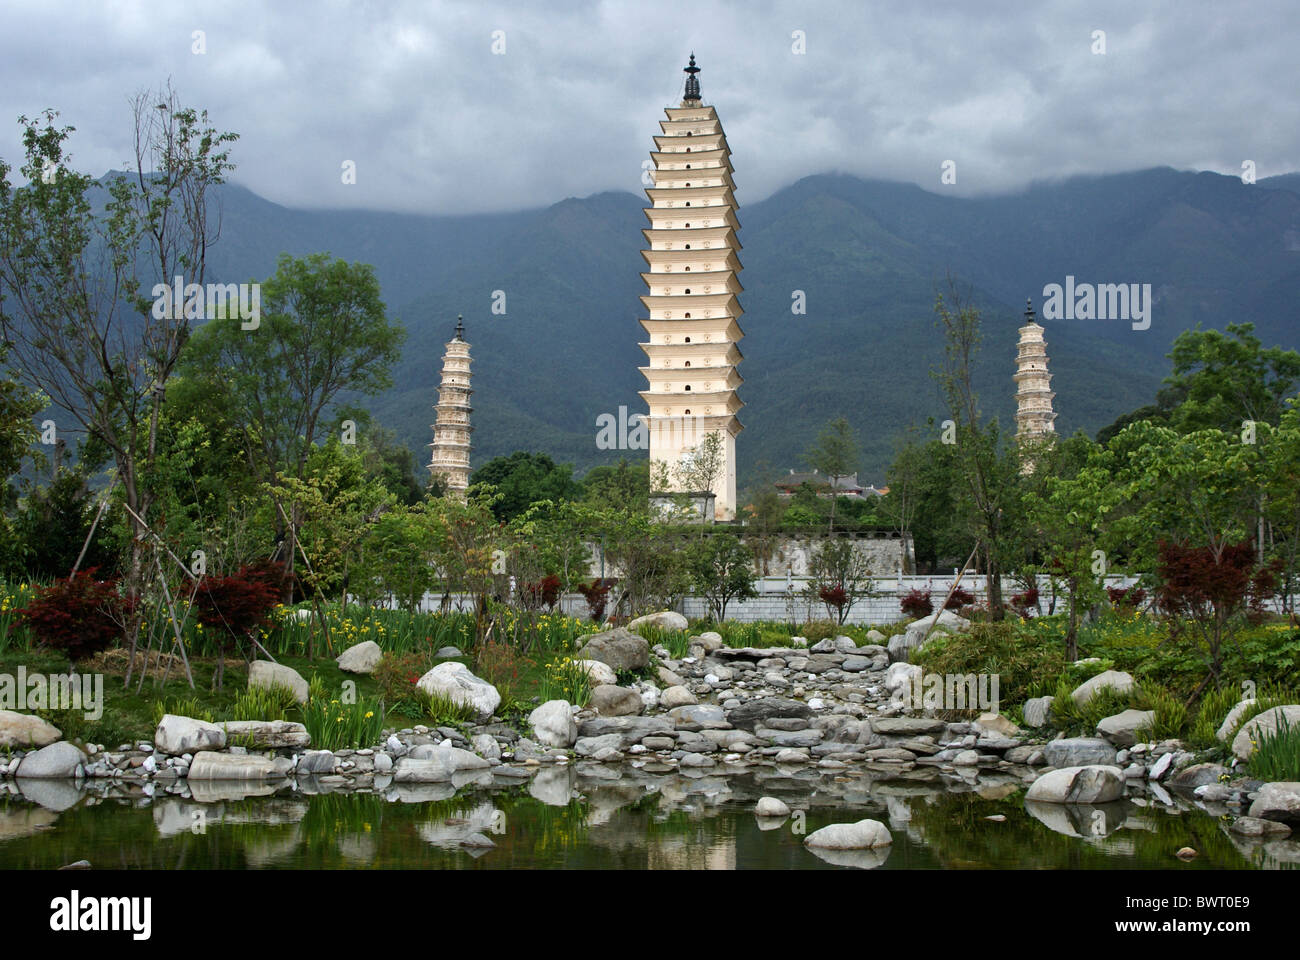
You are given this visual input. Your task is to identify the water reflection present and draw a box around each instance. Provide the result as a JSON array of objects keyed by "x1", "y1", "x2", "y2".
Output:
[{"x1": 0, "y1": 764, "x2": 1290, "y2": 870}]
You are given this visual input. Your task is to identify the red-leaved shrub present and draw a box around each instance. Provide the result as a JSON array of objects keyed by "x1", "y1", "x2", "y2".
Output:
[
  {"x1": 944, "y1": 587, "x2": 975, "y2": 610},
  {"x1": 21, "y1": 570, "x2": 133, "y2": 662},
  {"x1": 900, "y1": 588, "x2": 933, "y2": 619},
  {"x1": 577, "y1": 578, "x2": 614, "y2": 623}
]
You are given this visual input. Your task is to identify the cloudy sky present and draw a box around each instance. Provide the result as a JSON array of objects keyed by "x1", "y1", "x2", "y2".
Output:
[{"x1": 2, "y1": 0, "x2": 1295, "y2": 214}]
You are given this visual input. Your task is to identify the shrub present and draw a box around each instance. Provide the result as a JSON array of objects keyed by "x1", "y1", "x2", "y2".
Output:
[
  {"x1": 900, "y1": 589, "x2": 933, "y2": 619},
  {"x1": 418, "y1": 688, "x2": 478, "y2": 726},
  {"x1": 799, "y1": 619, "x2": 839, "y2": 644},
  {"x1": 576, "y1": 578, "x2": 614, "y2": 623},
  {"x1": 912, "y1": 619, "x2": 1068, "y2": 714},
  {"x1": 20, "y1": 570, "x2": 132, "y2": 662},
  {"x1": 372, "y1": 651, "x2": 435, "y2": 707},
  {"x1": 1010, "y1": 587, "x2": 1039, "y2": 619},
  {"x1": 1136, "y1": 684, "x2": 1189, "y2": 741},
  {"x1": 1106, "y1": 585, "x2": 1147, "y2": 609},
  {"x1": 944, "y1": 587, "x2": 975, "y2": 610},
  {"x1": 1187, "y1": 684, "x2": 1244, "y2": 748},
  {"x1": 523, "y1": 574, "x2": 563, "y2": 611}
]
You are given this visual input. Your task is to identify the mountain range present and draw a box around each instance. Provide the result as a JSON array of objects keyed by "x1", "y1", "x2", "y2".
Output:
[{"x1": 190, "y1": 166, "x2": 1300, "y2": 488}]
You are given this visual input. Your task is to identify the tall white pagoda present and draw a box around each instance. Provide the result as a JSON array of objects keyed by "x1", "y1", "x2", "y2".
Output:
[
  {"x1": 1014, "y1": 299, "x2": 1057, "y2": 469},
  {"x1": 638, "y1": 54, "x2": 745, "y2": 521},
  {"x1": 429, "y1": 316, "x2": 473, "y2": 496}
]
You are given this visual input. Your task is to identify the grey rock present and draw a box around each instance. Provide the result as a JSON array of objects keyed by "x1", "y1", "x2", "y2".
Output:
[
  {"x1": 155, "y1": 714, "x2": 226, "y2": 756},
  {"x1": 805, "y1": 819, "x2": 893, "y2": 849},
  {"x1": 0, "y1": 710, "x2": 61, "y2": 749},
  {"x1": 625, "y1": 610, "x2": 688, "y2": 633},
  {"x1": 187, "y1": 751, "x2": 282, "y2": 781},
  {"x1": 1022, "y1": 696, "x2": 1055, "y2": 728},
  {"x1": 15, "y1": 742, "x2": 86, "y2": 779},
  {"x1": 417, "y1": 662, "x2": 501, "y2": 720},
  {"x1": 755, "y1": 796, "x2": 791, "y2": 817},
  {"x1": 336, "y1": 640, "x2": 383, "y2": 674},
  {"x1": 248, "y1": 660, "x2": 309, "y2": 704},
  {"x1": 575, "y1": 627, "x2": 651, "y2": 671},
  {"x1": 1096, "y1": 709, "x2": 1155, "y2": 747},
  {"x1": 588, "y1": 684, "x2": 644, "y2": 717},
  {"x1": 1070, "y1": 670, "x2": 1136, "y2": 706},
  {"x1": 1248, "y1": 782, "x2": 1300, "y2": 823},
  {"x1": 220, "y1": 720, "x2": 310, "y2": 750},
  {"x1": 529, "y1": 700, "x2": 577, "y2": 748},
  {"x1": 1025, "y1": 765, "x2": 1125, "y2": 804},
  {"x1": 1233, "y1": 705, "x2": 1300, "y2": 762},
  {"x1": 1044, "y1": 737, "x2": 1117, "y2": 768}
]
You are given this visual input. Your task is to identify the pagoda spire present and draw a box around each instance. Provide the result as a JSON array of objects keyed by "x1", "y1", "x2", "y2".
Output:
[
  {"x1": 429, "y1": 317, "x2": 473, "y2": 497},
  {"x1": 1014, "y1": 296, "x2": 1056, "y2": 473},
  {"x1": 638, "y1": 58, "x2": 744, "y2": 521},
  {"x1": 683, "y1": 53, "x2": 701, "y2": 102}
]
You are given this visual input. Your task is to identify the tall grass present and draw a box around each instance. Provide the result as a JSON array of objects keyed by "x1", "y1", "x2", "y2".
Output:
[
  {"x1": 0, "y1": 581, "x2": 37, "y2": 653},
  {"x1": 1248, "y1": 713, "x2": 1300, "y2": 781},
  {"x1": 538, "y1": 656, "x2": 592, "y2": 706}
]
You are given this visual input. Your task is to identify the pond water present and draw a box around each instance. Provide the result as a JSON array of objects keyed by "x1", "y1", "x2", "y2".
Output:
[{"x1": 2, "y1": 765, "x2": 1295, "y2": 870}]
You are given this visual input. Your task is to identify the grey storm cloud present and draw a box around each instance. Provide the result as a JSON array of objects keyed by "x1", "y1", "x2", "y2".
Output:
[{"x1": 1, "y1": 0, "x2": 1295, "y2": 214}]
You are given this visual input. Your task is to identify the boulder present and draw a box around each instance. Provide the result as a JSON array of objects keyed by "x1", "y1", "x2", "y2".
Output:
[
  {"x1": 529, "y1": 700, "x2": 577, "y2": 748},
  {"x1": 1169, "y1": 762, "x2": 1231, "y2": 789},
  {"x1": 869, "y1": 717, "x2": 946, "y2": 736},
  {"x1": 434, "y1": 646, "x2": 464, "y2": 659},
  {"x1": 1096, "y1": 709, "x2": 1155, "y2": 747},
  {"x1": 471, "y1": 734, "x2": 501, "y2": 760},
  {"x1": 576, "y1": 716, "x2": 674, "y2": 746},
  {"x1": 1070, "y1": 670, "x2": 1135, "y2": 706},
  {"x1": 1229, "y1": 816, "x2": 1292, "y2": 837},
  {"x1": 186, "y1": 751, "x2": 282, "y2": 781},
  {"x1": 407, "y1": 744, "x2": 490, "y2": 771},
  {"x1": 1022, "y1": 696, "x2": 1055, "y2": 728},
  {"x1": 660, "y1": 685, "x2": 698, "y2": 709},
  {"x1": 336, "y1": 640, "x2": 383, "y2": 675},
  {"x1": 296, "y1": 750, "x2": 337, "y2": 775},
  {"x1": 833, "y1": 636, "x2": 859, "y2": 654},
  {"x1": 575, "y1": 627, "x2": 650, "y2": 671},
  {"x1": 1216, "y1": 698, "x2": 1257, "y2": 742},
  {"x1": 1248, "y1": 782, "x2": 1300, "y2": 824},
  {"x1": 626, "y1": 610, "x2": 688, "y2": 633},
  {"x1": 725, "y1": 697, "x2": 813, "y2": 730},
  {"x1": 574, "y1": 659, "x2": 618, "y2": 686},
  {"x1": 220, "y1": 719, "x2": 310, "y2": 750},
  {"x1": 976, "y1": 712, "x2": 1020, "y2": 738},
  {"x1": 0, "y1": 710, "x2": 61, "y2": 749},
  {"x1": 694, "y1": 631, "x2": 724, "y2": 652},
  {"x1": 888, "y1": 610, "x2": 971, "y2": 662},
  {"x1": 1232, "y1": 705, "x2": 1300, "y2": 762},
  {"x1": 755, "y1": 796, "x2": 791, "y2": 818},
  {"x1": 668, "y1": 704, "x2": 728, "y2": 729},
  {"x1": 15, "y1": 741, "x2": 86, "y2": 779},
  {"x1": 417, "y1": 662, "x2": 501, "y2": 720},
  {"x1": 589, "y1": 684, "x2": 644, "y2": 717},
  {"x1": 248, "y1": 660, "x2": 309, "y2": 704},
  {"x1": 1025, "y1": 765, "x2": 1125, "y2": 804},
  {"x1": 804, "y1": 819, "x2": 893, "y2": 849},
  {"x1": 155, "y1": 714, "x2": 226, "y2": 756},
  {"x1": 1044, "y1": 737, "x2": 1117, "y2": 768}
]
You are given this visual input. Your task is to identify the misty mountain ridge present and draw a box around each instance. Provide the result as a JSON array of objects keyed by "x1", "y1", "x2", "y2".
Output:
[{"x1": 121, "y1": 165, "x2": 1300, "y2": 487}]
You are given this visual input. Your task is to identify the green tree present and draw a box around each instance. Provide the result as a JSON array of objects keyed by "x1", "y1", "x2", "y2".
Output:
[
  {"x1": 181, "y1": 252, "x2": 405, "y2": 593},
  {"x1": 931, "y1": 285, "x2": 1024, "y2": 618},
  {"x1": 582, "y1": 458, "x2": 649, "y2": 514},
  {"x1": 685, "y1": 533, "x2": 756, "y2": 622},
  {"x1": 803, "y1": 537, "x2": 875, "y2": 625},
  {"x1": 0, "y1": 90, "x2": 237, "y2": 679},
  {"x1": 469, "y1": 451, "x2": 581, "y2": 523},
  {"x1": 803, "y1": 417, "x2": 859, "y2": 532},
  {"x1": 1165, "y1": 322, "x2": 1300, "y2": 433}
]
